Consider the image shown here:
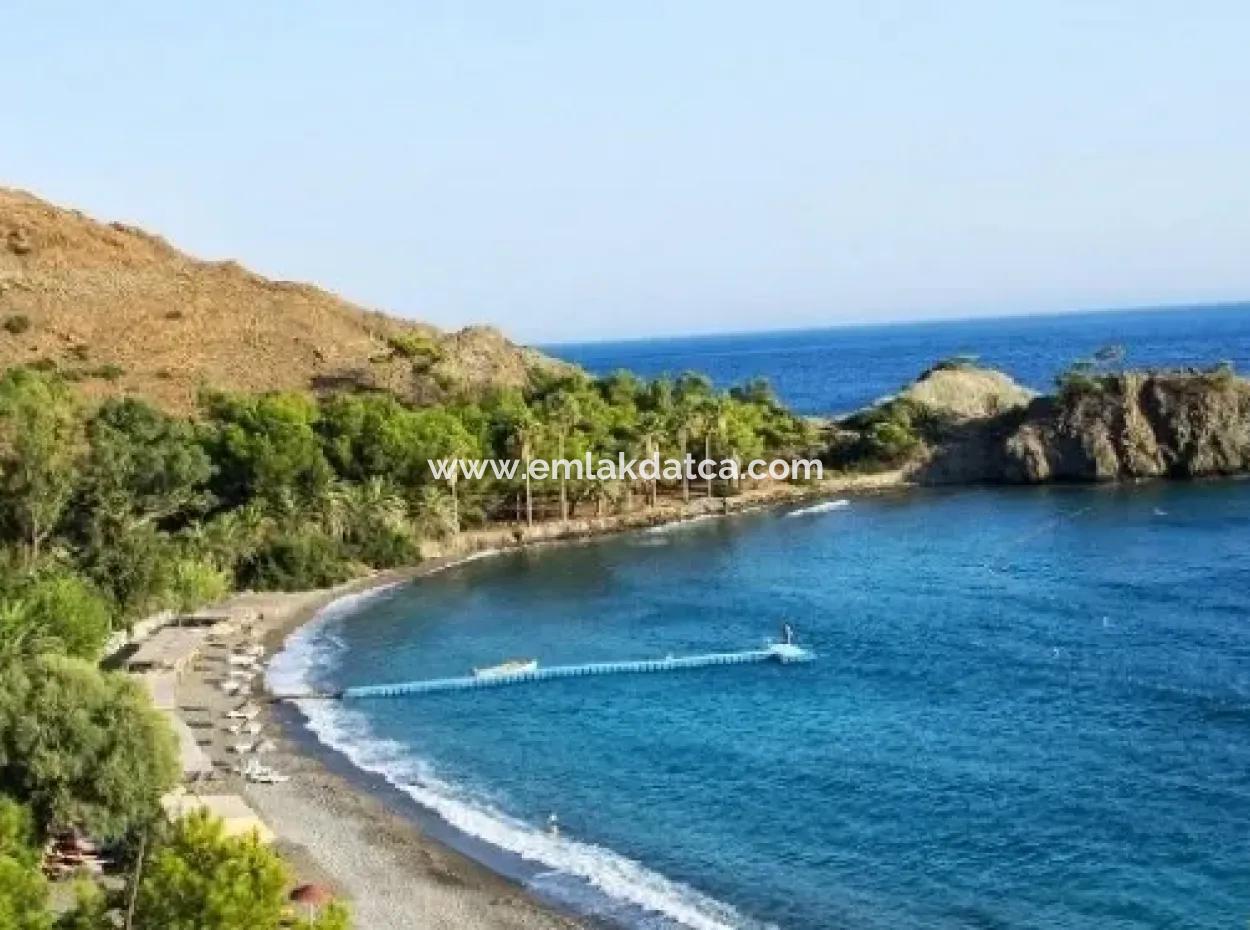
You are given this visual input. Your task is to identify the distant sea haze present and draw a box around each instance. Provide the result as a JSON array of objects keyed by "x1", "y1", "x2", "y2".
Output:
[{"x1": 545, "y1": 303, "x2": 1250, "y2": 416}]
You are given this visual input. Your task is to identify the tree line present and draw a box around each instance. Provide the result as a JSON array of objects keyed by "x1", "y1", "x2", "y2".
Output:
[{"x1": 0, "y1": 362, "x2": 815, "y2": 927}]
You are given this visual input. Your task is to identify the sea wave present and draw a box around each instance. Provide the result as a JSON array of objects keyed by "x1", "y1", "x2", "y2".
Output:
[
  {"x1": 298, "y1": 698, "x2": 767, "y2": 930},
  {"x1": 641, "y1": 514, "x2": 719, "y2": 535},
  {"x1": 265, "y1": 582, "x2": 402, "y2": 695},
  {"x1": 270, "y1": 588, "x2": 770, "y2": 930},
  {"x1": 785, "y1": 499, "x2": 849, "y2": 517}
]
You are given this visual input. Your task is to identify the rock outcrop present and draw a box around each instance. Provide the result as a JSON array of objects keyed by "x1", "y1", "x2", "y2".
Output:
[
  {"x1": 997, "y1": 370, "x2": 1250, "y2": 482},
  {"x1": 835, "y1": 364, "x2": 1250, "y2": 485}
]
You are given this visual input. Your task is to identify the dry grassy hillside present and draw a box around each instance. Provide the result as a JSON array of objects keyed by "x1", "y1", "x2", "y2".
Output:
[{"x1": 0, "y1": 187, "x2": 566, "y2": 412}]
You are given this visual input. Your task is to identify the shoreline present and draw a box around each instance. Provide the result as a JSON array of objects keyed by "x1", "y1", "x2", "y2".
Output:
[
  {"x1": 176, "y1": 477, "x2": 902, "y2": 929},
  {"x1": 177, "y1": 563, "x2": 590, "y2": 930}
]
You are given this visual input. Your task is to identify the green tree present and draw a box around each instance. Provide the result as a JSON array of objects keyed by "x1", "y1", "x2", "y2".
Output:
[
  {"x1": 53, "y1": 881, "x2": 109, "y2": 930},
  {"x1": 0, "y1": 797, "x2": 51, "y2": 930},
  {"x1": 203, "y1": 393, "x2": 332, "y2": 508},
  {"x1": 506, "y1": 412, "x2": 539, "y2": 527},
  {"x1": 0, "y1": 571, "x2": 113, "y2": 660},
  {"x1": 541, "y1": 393, "x2": 581, "y2": 522},
  {"x1": 134, "y1": 811, "x2": 349, "y2": 930},
  {"x1": 0, "y1": 368, "x2": 83, "y2": 566},
  {"x1": 317, "y1": 393, "x2": 423, "y2": 488},
  {"x1": 410, "y1": 409, "x2": 479, "y2": 533},
  {"x1": 237, "y1": 529, "x2": 352, "y2": 592},
  {"x1": 0, "y1": 656, "x2": 178, "y2": 839},
  {"x1": 165, "y1": 558, "x2": 230, "y2": 614},
  {"x1": 79, "y1": 398, "x2": 213, "y2": 532}
]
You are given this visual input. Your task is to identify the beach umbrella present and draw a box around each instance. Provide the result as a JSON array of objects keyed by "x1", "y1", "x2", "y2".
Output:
[{"x1": 290, "y1": 883, "x2": 334, "y2": 919}]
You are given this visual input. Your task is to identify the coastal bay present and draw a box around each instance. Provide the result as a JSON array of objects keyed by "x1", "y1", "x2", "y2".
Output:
[{"x1": 266, "y1": 479, "x2": 1250, "y2": 930}]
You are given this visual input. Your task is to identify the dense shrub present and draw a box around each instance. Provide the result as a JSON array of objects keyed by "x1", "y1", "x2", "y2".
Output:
[
  {"x1": 0, "y1": 570, "x2": 113, "y2": 660},
  {"x1": 238, "y1": 530, "x2": 353, "y2": 591},
  {"x1": 0, "y1": 655, "x2": 178, "y2": 839},
  {"x1": 135, "y1": 811, "x2": 350, "y2": 930},
  {"x1": 386, "y1": 333, "x2": 443, "y2": 368}
]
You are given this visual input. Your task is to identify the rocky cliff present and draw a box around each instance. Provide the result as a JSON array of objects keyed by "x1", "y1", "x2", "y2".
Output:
[
  {"x1": 996, "y1": 369, "x2": 1250, "y2": 482},
  {"x1": 832, "y1": 364, "x2": 1250, "y2": 485}
]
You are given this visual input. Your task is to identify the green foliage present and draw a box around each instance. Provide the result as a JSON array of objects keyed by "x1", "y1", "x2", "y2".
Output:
[
  {"x1": 78, "y1": 398, "x2": 212, "y2": 531},
  {"x1": 1055, "y1": 360, "x2": 1103, "y2": 402},
  {"x1": 0, "y1": 369, "x2": 82, "y2": 564},
  {"x1": 166, "y1": 558, "x2": 230, "y2": 613},
  {"x1": 1, "y1": 318, "x2": 30, "y2": 337},
  {"x1": 203, "y1": 392, "x2": 331, "y2": 507},
  {"x1": 79, "y1": 522, "x2": 185, "y2": 619},
  {"x1": 134, "y1": 811, "x2": 287, "y2": 930},
  {"x1": 0, "y1": 655, "x2": 178, "y2": 839},
  {"x1": 135, "y1": 811, "x2": 351, "y2": 930},
  {"x1": 385, "y1": 333, "x2": 443, "y2": 370},
  {"x1": 0, "y1": 797, "x2": 50, "y2": 930},
  {"x1": 238, "y1": 529, "x2": 353, "y2": 592},
  {"x1": 52, "y1": 880, "x2": 110, "y2": 930},
  {"x1": 832, "y1": 400, "x2": 925, "y2": 470},
  {"x1": 0, "y1": 570, "x2": 112, "y2": 660}
]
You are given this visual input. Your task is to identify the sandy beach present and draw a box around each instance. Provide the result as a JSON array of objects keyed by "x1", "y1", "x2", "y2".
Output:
[
  {"x1": 172, "y1": 569, "x2": 588, "y2": 930},
  {"x1": 170, "y1": 476, "x2": 904, "y2": 929}
]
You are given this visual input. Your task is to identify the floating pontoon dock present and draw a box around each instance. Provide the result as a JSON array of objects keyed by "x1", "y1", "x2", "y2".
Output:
[{"x1": 282, "y1": 643, "x2": 813, "y2": 701}]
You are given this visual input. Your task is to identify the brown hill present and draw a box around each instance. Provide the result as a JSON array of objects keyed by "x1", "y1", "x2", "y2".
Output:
[{"x1": 0, "y1": 187, "x2": 567, "y2": 412}]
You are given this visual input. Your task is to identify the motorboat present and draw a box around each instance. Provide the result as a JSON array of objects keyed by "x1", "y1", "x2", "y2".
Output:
[{"x1": 472, "y1": 659, "x2": 538, "y2": 680}]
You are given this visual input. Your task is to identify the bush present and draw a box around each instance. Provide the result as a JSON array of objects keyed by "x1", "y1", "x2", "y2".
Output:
[
  {"x1": 386, "y1": 333, "x2": 443, "y2": 371},
  {"x1": 349, "y1": 525, "x2": 419, "y2": 568},
  {"x1": 1, "y1": 317, "x2": 30, "y2": 336},
  {"x1": 0, "y1": 797, "x2": 49, "y2": 930},
  {"x1": 2, "y1": 570, "x2": 114, "y2": 660},
  {"x1": 135, "y1": 810, "x2": 351, "y2": 930},
  {"x1": 238, "y1": 530, "x2": 354, "y2": 591},
  {"x1": 166, "y1": 559, "x2": 230, "y2": 613},
  {"x1": 0, "y1": 655, "x2": 178, "y2": 839}
]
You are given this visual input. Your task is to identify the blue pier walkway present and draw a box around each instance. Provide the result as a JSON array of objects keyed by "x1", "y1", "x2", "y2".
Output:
[{"x1": 329, "y1": 643, "x2": 813, "y2": 701}]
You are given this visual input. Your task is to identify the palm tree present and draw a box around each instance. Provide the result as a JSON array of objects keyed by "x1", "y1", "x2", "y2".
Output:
[
  {"x1": 671, "y1": 401, "x2": 706, "y2": 505},
  {"x1": 0, "y1": 598, "x2": 61, "y2": 658},
  {"x1": 507, "y1": 413, "x2": 538, "y2": 528},
  {"x1": 436, "y1": 434, "x2": 474, "y2": 536},
  {"x1": 706, "y1": 396, "x2": 732, "y2": 498},
  {"x1": 631, "y1": 413, "x2": 664, "y2": 510},
  {"x1": 542, "y1": 393, "x2": 581, "y2": 523},
  {"x1": 412, "y1": 485, "x2": 458, "y2": 539}
]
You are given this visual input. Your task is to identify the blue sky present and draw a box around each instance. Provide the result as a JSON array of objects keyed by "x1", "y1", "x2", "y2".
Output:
[{"x1": 8, "y1": 2, "x2": 1250, "y2": 342}]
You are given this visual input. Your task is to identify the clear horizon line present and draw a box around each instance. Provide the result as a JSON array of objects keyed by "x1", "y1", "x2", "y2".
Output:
[{"x1": 534, "y1": 298, "x2": 1250, "y2": 349}]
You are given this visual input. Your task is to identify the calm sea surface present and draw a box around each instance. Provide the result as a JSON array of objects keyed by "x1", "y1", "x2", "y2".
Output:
[
  {"x1": 272, "y1": 305, "x2": 1250, "y2": 929},
  {"x1": 546, "y1": 304, "x2": 1250, "y2": 415}
]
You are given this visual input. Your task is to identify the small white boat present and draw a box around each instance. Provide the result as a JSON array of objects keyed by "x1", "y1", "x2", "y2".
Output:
[{"x1": 472, "y1": 659, "x2": 538, "y2": 680}]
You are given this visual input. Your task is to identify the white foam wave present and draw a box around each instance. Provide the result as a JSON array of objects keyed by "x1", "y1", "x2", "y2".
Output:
[
  {"x1": 642, "y1": 514, "x2": 719, "y2": 535},
  {"x1": 785, "y1": 499, "x2": 850, "y2": 517},
  {"x1": 270, "y1": 585, "x2": 770, "y2": 930},
  {"x1": 265, "y1": 582, "x2": 402, "y2": 695},
  {"x1": 298, "y1": 698, "x2": 768, "y2": 930}
]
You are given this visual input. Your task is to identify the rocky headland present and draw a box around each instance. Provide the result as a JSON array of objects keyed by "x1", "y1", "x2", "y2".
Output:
[{"x1": 828, "y1": 360, "x2": 1250, "y2": 485}]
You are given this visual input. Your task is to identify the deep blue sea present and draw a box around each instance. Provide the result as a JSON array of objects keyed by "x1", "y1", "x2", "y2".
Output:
[
  {"x1": 546, "y1": 304, "x2": 1250, "y2": 416},
  {"x1": 271, "y1": 305, "x2": 1250, "y2": 930}
]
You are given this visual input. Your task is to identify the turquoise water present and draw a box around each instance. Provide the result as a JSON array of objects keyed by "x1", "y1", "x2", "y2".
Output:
[
  {"x1": 547, "y1": 304, "x2": 1250, "y2": 415},
  {"x1": 273, "y1": 481, "x2": 1250, "y2": 929}
]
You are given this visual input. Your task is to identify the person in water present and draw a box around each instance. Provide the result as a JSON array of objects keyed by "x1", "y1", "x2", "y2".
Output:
[{"x1": 781, "y1": 622, "x2": 795, "y2": 645}]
